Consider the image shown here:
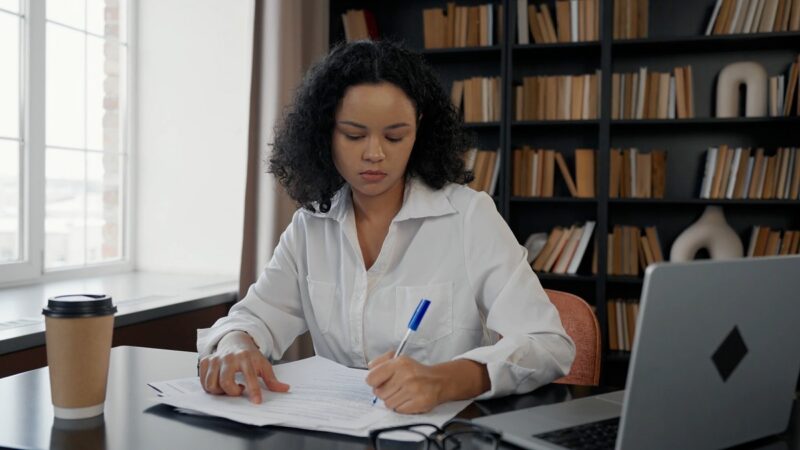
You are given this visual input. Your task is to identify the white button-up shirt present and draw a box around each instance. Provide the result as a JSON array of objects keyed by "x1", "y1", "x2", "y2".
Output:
[{"x1": 197, "y1": 178, "x2": 575, "y2": 398}]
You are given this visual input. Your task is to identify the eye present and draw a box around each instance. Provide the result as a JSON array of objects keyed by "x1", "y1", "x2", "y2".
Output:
[
  {"x1": 344, "y1": 134, "x2": 365, "y2": 141},
  {"x1": 386, "y1": 136, "x2": 403, "y2": 143}
]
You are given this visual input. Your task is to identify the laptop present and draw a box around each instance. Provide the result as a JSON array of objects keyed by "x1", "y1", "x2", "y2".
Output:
[{"x1": 475, "y1": 256, "x2": 800, "y2": 450}]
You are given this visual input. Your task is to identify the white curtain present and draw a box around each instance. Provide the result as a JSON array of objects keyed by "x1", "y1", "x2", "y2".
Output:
[{"x1": 240, "y1": 0, "x2": 330, "y2": 361}]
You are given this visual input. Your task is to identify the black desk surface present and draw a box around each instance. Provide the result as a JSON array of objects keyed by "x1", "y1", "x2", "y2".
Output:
[{"x1": 0, "y1": 346, "x2": 797, "y2": 450}]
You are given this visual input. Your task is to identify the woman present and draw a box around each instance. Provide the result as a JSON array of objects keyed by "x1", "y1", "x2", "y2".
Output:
[{"x1": 197, "y1": 40, "x2": 574, "y2": 414}]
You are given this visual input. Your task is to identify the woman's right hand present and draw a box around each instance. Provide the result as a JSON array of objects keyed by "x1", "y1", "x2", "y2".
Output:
[{"x1": 198, "y1": 331, "x2": 290, "y2": 404}]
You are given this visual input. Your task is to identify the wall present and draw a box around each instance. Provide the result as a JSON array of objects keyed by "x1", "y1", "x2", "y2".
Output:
[{"x1": 135, "y1": 0, "x2": 253, "y2": 276}]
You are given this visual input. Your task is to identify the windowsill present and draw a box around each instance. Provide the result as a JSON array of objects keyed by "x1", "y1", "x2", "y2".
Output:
[{"x1": 0, "y1": 271, "x2": 238, "y2": 355}]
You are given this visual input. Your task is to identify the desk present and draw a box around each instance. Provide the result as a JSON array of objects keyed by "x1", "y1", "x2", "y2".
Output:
[
  {"x1": 0, "y1": 272, "x2": 236, "y2": 377},
  {"x1": 0, "y1": 346, "x2": 797, "y2": 450}
]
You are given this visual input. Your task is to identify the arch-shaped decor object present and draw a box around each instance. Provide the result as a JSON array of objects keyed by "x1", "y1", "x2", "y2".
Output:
[
  {"x1": 716, "y1": 61, "x2": 768, "y2": 118},
  {"x1": 670, "y1": 206, "x2": 744, "y2": 262}
]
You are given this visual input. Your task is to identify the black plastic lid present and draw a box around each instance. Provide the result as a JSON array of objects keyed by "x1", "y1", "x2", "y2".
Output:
[{"x1": 42, "y1": 294, "x2": 117, "y2": 318}]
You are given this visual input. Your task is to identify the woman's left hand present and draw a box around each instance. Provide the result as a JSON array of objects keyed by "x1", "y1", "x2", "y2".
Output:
[{"x1": 366, "y1": 351, "x2": 445, "y2": 414}]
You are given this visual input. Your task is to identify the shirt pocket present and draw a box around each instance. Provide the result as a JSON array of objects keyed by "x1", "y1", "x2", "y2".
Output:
[
  {"x1": 306, "y1": 276, "x2": 337, "y2": 335},
  {"x1": 394, "y1": 282, "x2": 454, "y2": 346}
]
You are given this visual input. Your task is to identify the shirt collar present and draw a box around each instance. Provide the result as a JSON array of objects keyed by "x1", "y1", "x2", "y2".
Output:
[{"x1": 302, "y1": 178, "x2": 457, "y2": 223}]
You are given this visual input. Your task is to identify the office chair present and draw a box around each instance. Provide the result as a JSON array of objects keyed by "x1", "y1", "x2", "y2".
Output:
[{"x1": 546, "y1": 289, "x2": 601, "y2": 386}]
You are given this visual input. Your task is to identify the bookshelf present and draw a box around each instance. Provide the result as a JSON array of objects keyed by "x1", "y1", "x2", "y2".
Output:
[{"x1": 330, "y1": 0, "x2": 800, "y2": 386}]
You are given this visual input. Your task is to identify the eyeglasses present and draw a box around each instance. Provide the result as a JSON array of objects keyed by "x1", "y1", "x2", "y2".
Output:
[{"x1": 368, "y1": 418, "x2": 502, "y2": 450}]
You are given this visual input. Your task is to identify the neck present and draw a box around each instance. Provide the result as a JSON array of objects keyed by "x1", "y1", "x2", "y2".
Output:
[{"x1": 351, "y1": 178, "x2": 406, "y2": 223}]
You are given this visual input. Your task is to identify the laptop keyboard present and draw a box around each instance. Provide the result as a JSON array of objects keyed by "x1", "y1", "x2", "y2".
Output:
[{"x1": 533, "y1": 417, "x2": 620, "y2": 450}]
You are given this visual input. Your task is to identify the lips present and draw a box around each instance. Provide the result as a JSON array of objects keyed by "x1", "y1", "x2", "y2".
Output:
[{"x1": 359, "y1": 170, "x2": 387, "y2": 182}]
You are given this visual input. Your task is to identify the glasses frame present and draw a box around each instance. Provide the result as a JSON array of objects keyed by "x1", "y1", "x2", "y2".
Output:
[{"x1": 369, "y1": 418, "x2": 503, "y2": 450}]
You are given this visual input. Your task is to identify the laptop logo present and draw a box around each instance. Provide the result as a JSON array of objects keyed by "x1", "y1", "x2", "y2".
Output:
[{"x1": 712, "y1": 326, "x2": 748, "y2": 382}]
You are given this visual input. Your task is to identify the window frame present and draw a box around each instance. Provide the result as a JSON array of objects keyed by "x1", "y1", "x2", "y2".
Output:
[{"x1": 0, "y1": 0, "x2": 136, "y2": 288}]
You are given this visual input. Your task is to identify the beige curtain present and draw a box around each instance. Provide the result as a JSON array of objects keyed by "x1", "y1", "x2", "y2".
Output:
[{"x1": 240, "y1": 0, "x2": 330, "y2": 362}]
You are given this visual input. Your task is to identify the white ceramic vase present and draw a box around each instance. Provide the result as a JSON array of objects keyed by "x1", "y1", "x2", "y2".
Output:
[
  {"x1": 716, "y1": 61, "x2": 768, "y2": 118},
  {"x1": 669, "y1": 206, "x2": 744, "y2": 262}
]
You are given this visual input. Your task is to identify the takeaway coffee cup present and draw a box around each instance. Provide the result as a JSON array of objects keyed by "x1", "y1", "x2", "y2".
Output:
[{"x1": 42, "y1": 294, "x2": 117, "y2": 419}]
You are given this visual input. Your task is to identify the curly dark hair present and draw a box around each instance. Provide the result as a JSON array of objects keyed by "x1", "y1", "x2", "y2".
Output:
[{"x1": 268, "y1": 39, "x2": 472, "y2": 213}]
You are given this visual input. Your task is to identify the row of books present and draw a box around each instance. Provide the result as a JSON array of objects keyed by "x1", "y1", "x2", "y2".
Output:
[
  {"x1": 340, "y1": 9, "x2": 378, "y2": 42},
  {"x1": 778, "y1": 54, "x2": 800, "y2": 116},
  {"x1": 465, "y1": 148, "x2": 501, "y2": 196},
  {"x1": 531, "y1": 222, "x2": 597, "y2": 274},
  {"x1": 699, "y1": 146, "x2": 800, "y2": 200},
  {"x1": 607, "y1": 225, "x2": 664, "y2": 276},
  {"x1": 747, "y1": 226, "x2": 800, "y2": 256},
  {"x1": 451, "y1": 77, "x2": 503, "y2": 123},
  {"x1": 706, "y1": 0, "x2": 800, "y2": 35},
  {"x1": 613, "y1": 0, "x2": 649, "y2": 39},
  {"x1": 611, "y1": 66, "x2": 696, "y2": 120},
  {"x1": 607, "y1": 298, "x2": 640, "y2": 352},
  {"x1": 422, "y1": 3, "x2": 502, "y2": 49},
  {"x1": 609, "y1": 149, "x2": 667, "y2": 199},
  {"x1": 516, "y1": 0, "x2": 601, "y2": 44},
  {"x1": 514, "y1": 72, "x2": 602, "y2": 121},
  {"x1": 512, "y1": 148, "x2": 596, "y2": 197}
]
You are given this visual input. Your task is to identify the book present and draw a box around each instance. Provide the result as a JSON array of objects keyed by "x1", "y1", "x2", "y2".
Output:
[
  {"x1": 732, "y1": 147, "x2": 752, "y2": 198},
  {"x1": 635, "y1": 152, "x2": 652, "y2": 198},
  {"x1": 749, "y1": 148, "x2": 766, "y2": 198},
  {"x1": 540, "y1": 4, "x2": 559, "y2": 43},
  {"x1": 747, "y1": 225, "x2": 761, "y2": 256},
  {"x1": 553, "y1": 225, "x2": 584, "y2": 274},
  {"x1": 640, "y1": 235, "x2": 655, "y2": 266},
  {"x1": 675, "y1": 67, "x2": 687, "y2": 119},
  {"x1": 645, "y1": 226, "x2": 664, "y2": 262},
  {"x1": 575, "y1": 149, "x2": 596, "y2": 197},
  {"x1": 608, "y1": 300, "x2": 619, "y2": 351},
  {"x1": 556, "y1": 0, "x2": 571, "y2": 43},
  {"x1": 541, "y1": 150, "x2": 556, "y2": 197},
  {"x1": 554, "y1": 152, "x2": 579, "y2": 197},
  {"x1": 710, "y1": 145, "x2": 729, "y2": 199},
  {"x1": 543, "y1": 225, "x2": 576, "y2": 272},
  {"x1": 567, "y1": 221, "x2": 596, "y2": 274},
  {"x1": 651, "y1": 150, "x2": 667, "y2": 198},
  {"x1": 528, "y1": 4, "x2": 546, "y2": 43},
  {"x1": 714, "y1": 0, "x2": 735, "y2": 34},
  {"x1": 725, "y1": 147, "x2": 742, "y2": 199},
  {"x1": 533, "y1": 227, "x2": 564, "y2": 271},
  {"x1": 609, "y1": 149, "x2": 622, "y2": 198},
  {"x1": 790, "y1": 148, "x2": 800, "y2": 199},
  {"x1": 729, "y1": 0, "x2": 747, "y2": 33},
  {"x1": 701, "y1": 147, "x2": 718, "y2": 198},
  {"x1": 707, "y1": 0, "x2": 725, "y2": 34},
  {"x1": 743, "y1": 0, "x2": 761, "y2": 31},
  {"x1": 685, "y1": 65, "x2": 695, "y2": 118},
  {"x1": 570, "y1": 0, "x2": 579, "y2": 42},
  {"x1": 517, "y1": 0, "x2": 529, "y2": 44},
  {"x1": 487, "y1": 150, "x2": 501, "y2": 196}
]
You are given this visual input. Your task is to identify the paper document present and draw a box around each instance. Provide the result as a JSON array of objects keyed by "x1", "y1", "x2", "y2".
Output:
[{"x1": 149, "y1": 355, "x2": 470, "y2": 438}]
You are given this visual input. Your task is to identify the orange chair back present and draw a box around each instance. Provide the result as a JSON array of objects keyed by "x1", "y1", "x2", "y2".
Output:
[{"x1": 546, "y1": 289, "x2": 601, "y2": 386}]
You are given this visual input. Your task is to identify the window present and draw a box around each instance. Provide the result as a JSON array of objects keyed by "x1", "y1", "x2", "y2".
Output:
[
  {"x1": 0, "y1": 0, "x2": 132, "y2": 285},
  {"x1": 0, "y1": 1, "x2": 23, "y2": 266}
]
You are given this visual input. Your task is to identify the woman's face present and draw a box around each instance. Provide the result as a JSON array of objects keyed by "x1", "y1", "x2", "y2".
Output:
[{"x1": 332, "y1": 82, "x2": 418, "y2": 202}]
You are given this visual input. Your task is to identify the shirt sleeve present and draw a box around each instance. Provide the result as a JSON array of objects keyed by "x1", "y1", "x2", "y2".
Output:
[
  {"x1": 196, "y1": 212, "x2": 308, "y2": 360},
  {"x1": 455, "y1": 193, "x2": 576, "y2": 399}
]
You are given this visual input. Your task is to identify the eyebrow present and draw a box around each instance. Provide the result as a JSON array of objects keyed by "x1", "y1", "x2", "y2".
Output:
[{"x1": 337, "y1": 120, "x2": 412, "y2": 131}]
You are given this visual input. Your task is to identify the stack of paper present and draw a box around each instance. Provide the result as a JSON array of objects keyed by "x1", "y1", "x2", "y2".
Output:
[{"x1": 149, "y1": 356, "x2": 470, "y2": 439}]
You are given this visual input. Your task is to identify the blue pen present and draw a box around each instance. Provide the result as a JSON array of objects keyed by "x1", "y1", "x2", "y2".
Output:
[{"x1": 372, "y1": 298, "x2": 431, "y2": 406}]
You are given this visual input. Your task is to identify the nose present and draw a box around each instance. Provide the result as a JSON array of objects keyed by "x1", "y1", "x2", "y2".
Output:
[{"x1": 362, "y1": 136, "x2": 385, "y2": 162}]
